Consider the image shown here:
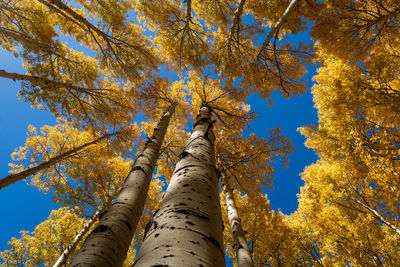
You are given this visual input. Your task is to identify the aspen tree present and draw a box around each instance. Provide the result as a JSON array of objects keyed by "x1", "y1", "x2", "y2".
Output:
[
  {"x1": 1, "y1": 0, "x2": 322, "y2": 264},
  {"x1": 0, "y1": 131, "x2": 119, "y2": 190},
  {"x1": 4, "y1": 119, "x2": 137, "y2": 191},
  {"x1": 70, "y1": 105, "x2": 175, "y2": 266},
  {"x1": 255, "y1": 0, "x2": 302, "y2": 62},
  {"x1": 215, "y1": 128, "x2": 293, "y2": 266},
  {"x1": 309, "y1": 0, "x2": 400, "y2": 61},
  {"x1": 36, "y1": 0, "x2": 158, "y2": 79},
  {"x1": 297, "y1": 43, "x2": 400, "y2": 264},
  {"x1": 0, "y1": 207, "x2": 138, "y2": 266},
  {"x1": 220, "y1": 171, "x2": 253, "y2": 267},
  {"x1": 133, "y1": 104, "x2": 225, "y2": 266}
]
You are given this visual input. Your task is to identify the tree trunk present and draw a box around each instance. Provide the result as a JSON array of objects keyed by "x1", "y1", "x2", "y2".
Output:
[
  {"x1": 0, "y1": 132, "x2": 117, "y2": 190},
  {"x1": 0, "y1": 69, "x2": 103, "y2": 94},
  {"x1": 352, "y1": 198, "x2": 400, "y2": 236},
  {"x1": 38, "y1": 0, "x2": 108, "y2": 39},
  {"x1": 221, "y1": 171, "x2": 253, "y2": 267},
  {"x1": 256, "y1": 0, "x2": 301, "y2": 61},
  {"x1": 0, "y1": 27, "x2": 53, "y2": 51},
  {"x1": 133, "y1": 105, "x2": 226, "y2": 267},
  {"x1": 37, "y1": 0, "x2": 145, "y2": 53},
  {"x1": 69, "y1": 105, "x2": 175, "y2": 267}
]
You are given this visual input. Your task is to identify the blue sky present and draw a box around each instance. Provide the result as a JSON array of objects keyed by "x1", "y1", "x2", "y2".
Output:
[
  {"x1": 0, "y1": 49, "x2": 58, "y2": 251},
  {"x1": 0, "y1": 19, "x2": 319, "y2": 267}
]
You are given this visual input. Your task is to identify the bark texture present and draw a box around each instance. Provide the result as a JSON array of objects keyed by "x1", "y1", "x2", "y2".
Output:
[
  {"x1": 69, "y1": 106, "x2": 174, "y2": 267},
  {"x1": 0, "y1": 132, "x2": 116, "y2": 190},
  {"x1": 133, "y1": 105, "x2": 226, "y2": 267},
  {"x1": 221, "y1": 172, "x2": 253, "y2": 267}
]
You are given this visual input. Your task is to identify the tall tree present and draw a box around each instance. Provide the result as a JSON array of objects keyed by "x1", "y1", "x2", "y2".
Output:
[
  {"x1": 0, "y1": 207, "x2": 138, "y2": 266},
  {"x1": 0, "y1": 126, "x2": 122, "y2": 190},
  {"x1": 220, "y1": 171, "x2": 254, "y2": 267},
  {"x1": 4, "y1": 120, "x2": 137, "y2": 189},
  {"x1": 69, "y1": 105, "x2": 175, "y2": 266},
  {"x1": 0, "y1": 0, "x2": 329, "y2": 265},
  {"x1": 215, "y1": 127, "x2": 294, "y2": 266},
  {"x1": 133, "y1": 104, "x2": 226, "y2": 266},
  {"x1": 297, "y1": 48, "x2": 400, "y2": 265}
]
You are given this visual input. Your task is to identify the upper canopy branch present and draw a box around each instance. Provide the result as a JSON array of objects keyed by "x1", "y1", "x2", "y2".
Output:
[
  {"x1": 255, "y1": 0, "x2": 301, "y2": 62},
  {"x1": 226, "y1": 0, "x2": 246, "y2": 60},
  {"x1": 185, "y1": 0, "x2": 192, "y2": 23}
]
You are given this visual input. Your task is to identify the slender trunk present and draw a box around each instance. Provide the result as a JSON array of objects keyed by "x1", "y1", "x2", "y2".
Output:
[
  {"x1": 69, "y1": 105, "x2": 175, "y2": 267},
  {"x1": 38, "y1": 0, "x2": 108, "y2": 40},
  {"x1": 352, "y1": 198, "x2": 400, "y2": 235},
  {"x1": 229, "y1": 0, "x2": 246, "y2": 38},
  {"x1": 0, "y1": 69, "x2": 105, "y2": 95},
  {"x1": 256, "y1": 0, "x2": 301, "y2": 61},
  {"x1": 0, "y1": 27, "x2": 79, "y2": 63},
  {"x1": 133, "y1": 105, "x2": 225, "y2": 266},
  {"x1": 185, "y1": 0, "x2": 192, "y2": 22},
  {"x1": 221, "y1": 171, "x2": 253, "y2": 267},
  {"x1": 226, "y1": 0, "x2": 246, "y2": 59},
  {"x1": 0, "y1": 132, "x2": 116, "y2": 190},
  {"x1": 0, "y1": 27, "x2": 53, "y2": 51},
  {"x1": 53, "y1": 199, "x2": 112, "y2": 267},
  {"x1": 38, "y1": 0, "x2": 144, "y2": 53}
]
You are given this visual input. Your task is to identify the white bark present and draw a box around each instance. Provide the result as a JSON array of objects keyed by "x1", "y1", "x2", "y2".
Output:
[
  {"x1": 221, "y1": 171, "x2": 253, "y2": 267},
  {"x1": 0, "y1": 69, "x2": 105, "y2": 95},
  {"x1": 352, "y1": 198, "x2": 400, "y2": 236},
  {"x1": 256, "y1": 0, "x2": 301, "y2": 61},
  {"x1": 226, "y1": 0, "x2": 246, "y2": 59},
  {"x1": 69, "y1": 106, "x2": 175, "y2": 267},
  {"x1": 133, "y1": 105, "x2": 226, "y2": 266}
]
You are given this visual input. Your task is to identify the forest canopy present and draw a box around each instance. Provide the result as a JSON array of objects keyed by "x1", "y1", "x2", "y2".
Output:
[{"x1": 0, "y1": 0, "x2": 399, "y2": 266}]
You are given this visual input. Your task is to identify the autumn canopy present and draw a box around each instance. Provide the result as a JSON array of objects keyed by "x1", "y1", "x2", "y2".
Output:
[{"x1": 0, "y1": 0, "x2": 399, "y2": 266}]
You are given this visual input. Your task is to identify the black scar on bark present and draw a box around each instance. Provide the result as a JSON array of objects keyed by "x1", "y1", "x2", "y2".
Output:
[
  {"x1": 144, "y1": 218, "x2": 158, "y2": 237},
  {"x1": 124, "y1": 220, "x2": 132, "y2": 233},
  {"x1": 193, "y1": 117, "x2": 210, "y2": 128},
  {"x1": 174, "y1": 208, "x2": 209, "y2": 221},
  {"x1": 162, "y1": 255, "x2": 175, "y2": 258},
  {"x1": 92, "y1": 224, "x2": 111, "y2": 234},
  {"x1": 98, "y1": 209, "x2": 107, "y2": 220},
  {"x1": 179, "y1": 151, "x2": 190, "y2": 159},
  {"x1": 130, "y1": 166, "x2": 150, "y2": 179}
]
